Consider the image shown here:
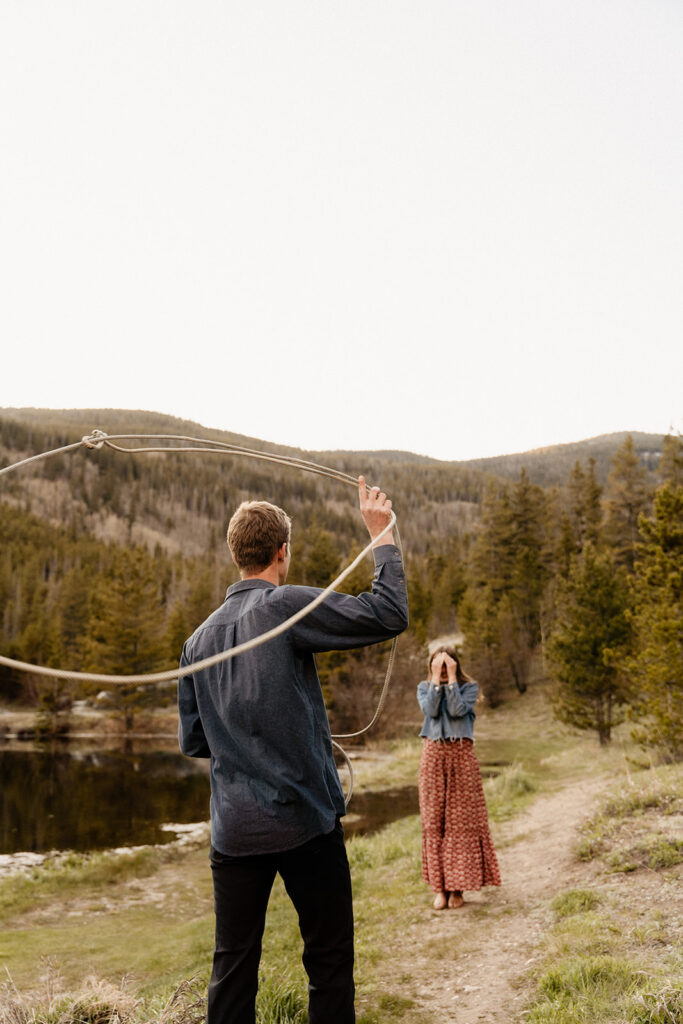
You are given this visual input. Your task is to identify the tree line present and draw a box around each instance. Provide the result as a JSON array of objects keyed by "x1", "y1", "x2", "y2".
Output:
[
  {"x1": 0, "y1": 412, "x2": 680, "y2": 757},
  {"x1": 452, "y1": 435, "x2": 680, "y2": 758}
]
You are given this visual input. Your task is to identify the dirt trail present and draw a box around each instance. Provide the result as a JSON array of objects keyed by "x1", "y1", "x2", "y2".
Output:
[
  {"x1": 1, "y1": 761, "x2": 617, "y2": 1021},
  {"x1": 394, "y1": 773, "x2": 611, "y2": 1023}
]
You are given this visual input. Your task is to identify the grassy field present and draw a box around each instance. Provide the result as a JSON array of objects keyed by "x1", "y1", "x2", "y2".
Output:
[
  {"x1": 523, "y1": 763, "x2": 682, "y2": 1024},
  {"x1": 1, "y1": 685, "x2": 680, "y2": 1023}
]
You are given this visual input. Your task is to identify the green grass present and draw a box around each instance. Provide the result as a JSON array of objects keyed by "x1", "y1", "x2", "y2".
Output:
[
  {"x1": 3, "y1": 685, "x2": 678, "y2": 1024},
  {"x1": 483, "y1": 761, "x2": 538, "y2": 821},
  {"x1": 253, "y1": 973, "x2": 308, "y2": 1024},
  {"x1": 0, "y1": 971, "x2": 309, "y2": 1024},
  {"x1": 524, "y1": 906, "x2": 682, "y2": 1024},
  {"x1": 606, "y1": 835, "x2": 683, "y2": 874},
  {"x1": 350, "y1": 738, "x2": 422, "y2": 792},
  {"x1": 523, "y1": 765, "x2": 682, "y2": 1024},
  {"x1": 539, "y1": 954, "x2": 634, "y2": 999},
  {"x1": 1, "y1": 816, "x2": 433, "y2": 1023},
  {"x1": 551, "y1": 889, "x2": 600, "y2": 919},
  {"x1": 0, "y1": 844, "x2": 215, "y2": 999},
  {"x1": 630, "y1": 981, "x2": 683, "y2": 1024},
  {"x1": 0, "y1": 847, "x2": 163, "y2": 919},
  {"x1": 577, "y1": 764, "x2": 683, "y2": 868}
]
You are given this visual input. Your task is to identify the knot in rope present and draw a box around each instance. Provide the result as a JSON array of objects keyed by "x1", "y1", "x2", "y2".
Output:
[{"x1": 82, "y1": 430, "x2": 108, "y2": 450}]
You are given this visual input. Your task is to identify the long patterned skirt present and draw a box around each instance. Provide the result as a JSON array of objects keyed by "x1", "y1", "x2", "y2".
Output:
[{"x1": 418, "y1": 738, "x2": 501, "y2": 893}]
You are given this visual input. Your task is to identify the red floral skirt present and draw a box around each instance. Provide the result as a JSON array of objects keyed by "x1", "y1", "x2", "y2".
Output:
[{"x1": 418, "y1": 738, "x2": 501, "y2": 893}]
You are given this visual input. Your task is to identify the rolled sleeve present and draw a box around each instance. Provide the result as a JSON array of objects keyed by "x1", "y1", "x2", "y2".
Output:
[
  {"x1": 286, "y1": 544, "x2": 408, "y2": 652},
  {"x1": 444, "y1": 682, "x2": 479, "y2": 719},
  {"x1": 417, "y1": 681, "x2": 443, "y2": 718}
]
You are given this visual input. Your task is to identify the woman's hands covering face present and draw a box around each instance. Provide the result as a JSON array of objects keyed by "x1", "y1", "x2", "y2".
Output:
[{"x1": 430, "y1": 651, "x2": 457, "y2": 685}]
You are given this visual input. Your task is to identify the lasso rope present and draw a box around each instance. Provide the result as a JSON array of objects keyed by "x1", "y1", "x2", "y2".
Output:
[{"x1": 0, "y1": 430, "x2": 406, "y2": 802}]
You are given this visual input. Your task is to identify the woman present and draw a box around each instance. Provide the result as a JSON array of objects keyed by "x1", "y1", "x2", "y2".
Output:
[{"x1": 417, "y1": 645, "x2": 501, "y2": 910}]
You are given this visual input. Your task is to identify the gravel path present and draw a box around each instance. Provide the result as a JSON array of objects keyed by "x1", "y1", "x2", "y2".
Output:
[{"x1": 389, "y1": 773, "x2": 612, "y2": 1023}]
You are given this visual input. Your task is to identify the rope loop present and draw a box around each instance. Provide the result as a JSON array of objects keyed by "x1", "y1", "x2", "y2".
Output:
[{"x1": 0, "y1": 428, "x2": 405, "y2": 804}]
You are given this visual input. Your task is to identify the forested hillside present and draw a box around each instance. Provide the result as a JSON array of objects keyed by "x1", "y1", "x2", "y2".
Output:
[
  {"x1": 458, "y1": 431, "x2": 664, "y2": 487},
  {"x1": 1, "y1": 409, "x2": 679, "y2": 756},
  {"x1": 0, "y1": 408, "x2": 491, "y2": 556}
]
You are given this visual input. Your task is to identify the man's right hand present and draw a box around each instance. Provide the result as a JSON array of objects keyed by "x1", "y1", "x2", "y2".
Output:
[{"x1": 358, "y1": 476, "x2": 395, "y2": 547}]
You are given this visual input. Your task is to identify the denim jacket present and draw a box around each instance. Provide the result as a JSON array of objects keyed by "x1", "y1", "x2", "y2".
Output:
[{"x1": 417, "y1": 680, "x2": 479, "y2": 741}]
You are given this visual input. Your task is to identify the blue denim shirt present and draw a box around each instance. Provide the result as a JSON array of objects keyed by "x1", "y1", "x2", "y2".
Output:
[
  {"x1": 178, "y1": 545, "x2": 408, "y2": 856},
  {"x1": 417, "y1": 681, "x2": 479, "y2": 741}
]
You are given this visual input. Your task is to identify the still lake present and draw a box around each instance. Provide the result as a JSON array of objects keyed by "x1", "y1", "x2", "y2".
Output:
[{"x1": 0, "y1": 741, "x2": 420, "y2": 855}]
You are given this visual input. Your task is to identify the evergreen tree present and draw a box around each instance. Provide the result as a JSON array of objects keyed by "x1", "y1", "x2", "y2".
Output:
[
  {"x1": 299, "y1": 526, "x2": 341, "y2": 588},
  {"x1": 164, "y1": 562, "x2": 224, "y2": 660},
  {"x1": 626, "y1": 477, "x2": 683, "y2": 758},
  {"x1": 556, "y1": 512, "x2": 575, "y2": 579},
  {"x1": 336, "y1": 545, "x2": 374, "y2": 598},
  {"x1": 566, "y1": 458, "x2": 603, "y2": 554},
  {"x1": 424, "y1": 536, "x2": 468, "y2": 636},
  {"x1": 82, "y1": 547, "x2": 167, "y2": 731},
  {"x1": 58, "y1": 567, "x2": 92, "y2": 668},
  {"x1": 548, "y1": 544, "x2": 631, "y2": 745},
  {"x1": 604, "y1": 436, "x2": 650, "y2": 570},
  {"x1": 470, "y1": 483, "x2": 515, "y2": 596},
  {"x1": 658, "y1": 433, "x2": 683, "y2": 488},
  {"x1": 406, "y1": 569, "x2": 433, "y2": 645},
  {"x1": 165, "y1": 601, "x2": 190, "y2": 664},
  {"x1": 467, "y1": 471, "x2": 548, "y2": 694},
  {"x1": 508, "y1": 469, "x2": 547, "y2": 650},
  {"x1": 458, "y1": 586, "x2": 507, "y2": 706}
]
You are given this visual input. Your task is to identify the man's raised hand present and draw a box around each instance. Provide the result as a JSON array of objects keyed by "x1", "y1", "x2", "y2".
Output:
[{"x1": 358, "y1": 475, "x2": 395, "y2": 547}]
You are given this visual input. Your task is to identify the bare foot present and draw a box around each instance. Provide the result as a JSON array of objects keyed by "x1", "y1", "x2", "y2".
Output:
[
  {"x1": 448, "y1": 890, "x2": 464, "y2": 909},
  {"x1": 432, "y1": 891, "x2": 447, "y2": 910}
]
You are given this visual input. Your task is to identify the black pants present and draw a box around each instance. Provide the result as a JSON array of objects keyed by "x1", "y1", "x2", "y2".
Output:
[{"x1": 208, "y1": 819, "x2": 355, "y2": 1024}]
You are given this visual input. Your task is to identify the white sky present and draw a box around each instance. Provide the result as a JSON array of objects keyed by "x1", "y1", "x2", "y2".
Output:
[{"x1": 1, "y1": 1, "x2": 681, "y2": 461}]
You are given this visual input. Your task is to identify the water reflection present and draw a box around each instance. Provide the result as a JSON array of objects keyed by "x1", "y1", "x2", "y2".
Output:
[
  {"x1": 0, "y1": 743, "x2": 506, "y2": 855},
  {"x1": 0, "y1": 745, "x2": 210, "y2": 854},
  {"x1": 343, "y1": 786, "x2": 418, "y2": 837},
  {"x1": 340, "y1": 764, "x2": 505, "y2": 838}
]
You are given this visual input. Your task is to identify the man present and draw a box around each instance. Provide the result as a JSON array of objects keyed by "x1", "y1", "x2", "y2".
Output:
[{"x1": 178, "y1": 476, "x2": 408, "y2": 1024}]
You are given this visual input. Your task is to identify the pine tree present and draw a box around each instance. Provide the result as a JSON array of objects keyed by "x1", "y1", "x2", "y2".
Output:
[
  {"x1": 467, "y1": 471, "x2": 548, "y2": 694},
  {"x1": 567, "y1": 459, "x2": 603, "y2": 554},
  {"x1": 300, "y1": 526, "x2": 342, "y2": 588},
  {"x1": 406, "y1": 569, "x2": 433, "y2": 645},
  {"x1": 58, "y1": 567, "x2": 92, "y2": 668},
  {"x1": 164, "y1": 562, "x2": 223, "y2": 661},
  {"x1": 458, "y1": 586, "x2": 508, "y2": 706},
  {"x1": 584, "y1": 458, "x2": 603, "y2": 545},
  {"x1": 604, "y1": 436, "x2": 650, "y2": 570},
  {"x1": 422, "y1": 536, "x2": 468, "y2": 636},
  {"x1": 508, "y1": 469, "x2": 547, "y2": 652},
  {"x1": 82, "y1": 547, "x2": 167, "y2": 731},
  {"x1": 659, "y1": 433, "x2": 683, "y2": 488},
  {"x1": 626, "y1": 476, "x2": 683, "y2": 758},
  {"x1": 336, "y1": 545, "x2": 374, "y2": 598},
  {"x1": 470, "y1": 483, "x2": 515, "y2": 597},
  {"x1": 548, "y1": 544, "x2": 631, "y2": 745}
]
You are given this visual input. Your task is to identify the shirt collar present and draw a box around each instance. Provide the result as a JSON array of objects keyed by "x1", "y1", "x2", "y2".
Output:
[{"x1": 225, "y1": 578, "x2": 276, "y2": 599}]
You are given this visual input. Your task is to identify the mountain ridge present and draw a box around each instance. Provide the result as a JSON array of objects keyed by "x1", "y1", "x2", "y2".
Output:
[{"x1": 0, "y1": 406, "x2": 666, "y2": 485}]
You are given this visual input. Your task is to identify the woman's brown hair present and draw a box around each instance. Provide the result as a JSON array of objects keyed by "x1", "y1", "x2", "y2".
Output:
[{"x1": 427, "y1": 645, "x2": 473, "y2": 684}]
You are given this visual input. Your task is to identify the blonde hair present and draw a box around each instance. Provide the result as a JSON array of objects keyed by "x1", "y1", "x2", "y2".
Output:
[{"x1": 227, "y1": 501, "x2": 292, "y2": 574}]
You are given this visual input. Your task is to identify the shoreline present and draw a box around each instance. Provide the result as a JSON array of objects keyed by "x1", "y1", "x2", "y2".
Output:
[{"x1": 0, "y1": 820, "x2": 212, "y2": 880}]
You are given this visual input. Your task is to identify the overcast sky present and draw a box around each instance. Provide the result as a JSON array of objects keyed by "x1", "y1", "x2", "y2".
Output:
[{"x1": 1, "y1": 1, "x2": 681, "y2": 461}]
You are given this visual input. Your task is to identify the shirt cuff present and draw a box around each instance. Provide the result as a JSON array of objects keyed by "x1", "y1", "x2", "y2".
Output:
[{"x1": 372, "y1": 544, "x2": 403, "y2": 565}]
